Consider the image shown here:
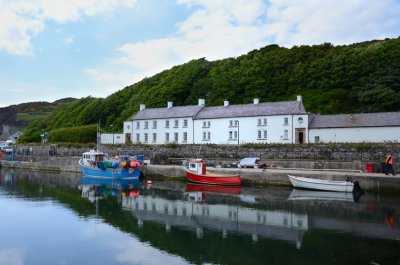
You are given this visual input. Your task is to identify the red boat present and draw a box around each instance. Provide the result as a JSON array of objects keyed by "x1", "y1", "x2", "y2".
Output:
[
  {"x1": 185, "y1": 183, "x2": 241, "y2": 194},
  {"x1": 184, "y1": 159, "x2": 242, "y2": 186}
]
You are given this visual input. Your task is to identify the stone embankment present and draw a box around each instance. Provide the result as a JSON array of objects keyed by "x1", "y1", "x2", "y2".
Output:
[{"x1": 1, "y1": 155, "x2": 399, "y2": 193}]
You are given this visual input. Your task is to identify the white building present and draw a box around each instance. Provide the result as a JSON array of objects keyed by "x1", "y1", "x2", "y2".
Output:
[
  {"x1": 123, "y1": 96, "x2": 309, "y2": 145},
  {"x1": 308, "y1": 112, "x2": 400, "y2": 143},
  {"x1": 123, "y1": 101, "x2": 203, "y2": 144}
]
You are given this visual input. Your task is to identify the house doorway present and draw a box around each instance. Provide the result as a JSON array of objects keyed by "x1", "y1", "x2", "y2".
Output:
[
  {"x1": 125, "y1": 133, "x2": 131, "y2": 143},
  {"x1": 295, "y1": 129, "x2": 306, "y2": 144}
]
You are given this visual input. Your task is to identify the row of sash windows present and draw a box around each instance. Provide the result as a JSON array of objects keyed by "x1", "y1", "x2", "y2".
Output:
[
  {"x1": 137, "y1": 119, "x2": 188, "y2": 129},
  {"x1": 137, "y1": 132, "x2": 188, "y2": 143}
]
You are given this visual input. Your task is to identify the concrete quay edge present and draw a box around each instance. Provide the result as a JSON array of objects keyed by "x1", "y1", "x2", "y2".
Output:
[{"x1": 1, "y1": 158, "x2": 399, "y2": 192}]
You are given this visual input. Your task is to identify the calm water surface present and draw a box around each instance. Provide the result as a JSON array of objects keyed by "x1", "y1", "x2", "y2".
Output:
[{"x1": 0, "y1": 168, "x2": 399, "y2": 265}]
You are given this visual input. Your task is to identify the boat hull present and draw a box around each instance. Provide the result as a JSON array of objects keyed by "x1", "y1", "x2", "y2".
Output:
[
  {"x1": 79, "y1": 161, "x2": 143, "y2": 186},
  {"x1": 79, "y1": 175, "x2": 141, "y2": 187},
  {"x1": 184, "y1": 168, "x2": 241, "y2": 186},
  {"x1": 288, "y1": 174, "x2": 354, "y2": 192}
]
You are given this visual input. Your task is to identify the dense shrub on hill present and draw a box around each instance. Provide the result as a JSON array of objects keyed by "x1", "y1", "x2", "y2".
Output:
[{"x1": 18, "y1": 37, "x2": 400, "y2": 143}]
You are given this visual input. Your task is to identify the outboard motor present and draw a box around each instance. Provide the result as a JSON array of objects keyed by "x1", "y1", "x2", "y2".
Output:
[{"x1": 352, "y1": 180, "x2": 365, "y2": 202}]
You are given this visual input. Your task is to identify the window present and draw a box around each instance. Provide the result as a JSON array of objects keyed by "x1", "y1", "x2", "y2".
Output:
[
  {"x1": 165, "y1": 120, "x2": 170, "y2": 128},
  {"x1": 152, "y1": 133, "x2": 157, "y2": 142},
  {"x1": 144, "y1": 121, "x2": 148, "y2": 129},
  {"x1": 284, "y1": 117, "x2": 289, "y2": 125},
  {"x1": 229, "y1": 120, "x2": 233, "y2": 127},
  {"x1": 144, "y1": 133, "x2": 148, "y2": 142},
  {"x1": 183, "y1": 132, "x2": 188, "y2": 142},
  {"x1": 136, "y1": 133, "x2": 140, "y2": 142},
  {"x1": 315, "y1": 136, "x2": 320, "y2": 143},
  {"x1": 165, "y1": 132, "x2": 169, "y2": 142},
  {"x1": 127, "y1": 125, "x2": 131, "y2": 130},
  {"x1": 183, "y1": 119, "x2": 188, "y2": 127},
  {"x1": 207, "y1": 121, "x2": 211, "y2": 127},
  {"x1": 207, "y1": 132, "x2": 211, "y2": 140},
  {"x1": 174, "y1": 119, "x2": 179, "y2": 128},
  {"x1": 258, "y1": 119, "x2": 262, "y2": 126},
  {"x1": 174, "y1": 132, "x2": 178, "y2": 142},
  {"x1": 263, "y1": 118, "x2": 267, "y2": 125},
  {"x1": 234, "y1": 120, "x2": 238, "y2": 126},
  {"x1": 258, "y1": 130, "x2": 262, "y2": 139},
  {"x1": 136, "y1": 122, "x2": 140, "y2": 129},
  {"x1": 203, "y1": 132, "x2": 207, "y2": 140},
  {"x1": 229, "y1": 131, "x2": 233, "y2": 139},
  {"x1": 152, "y1": 121, "x2": 157, "y2": 129},
  {"x1": 284, "y1": 130, "x2": 289, "y2": 139},
  {"x1": 263, "y1": 130, "x2": 267, "y2": 139},
  {"x1": 234, "y1": 131, "x2": 238, "y2": 139}
]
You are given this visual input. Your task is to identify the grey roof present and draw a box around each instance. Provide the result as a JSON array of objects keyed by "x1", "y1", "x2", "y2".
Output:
[
  {"x1": 131, "y1": 105, "x2": 203, "y2": 120},
  {"x1": 309, "y1": 112, "x2": 400, "y2": 128},
  {"x1": 194, "y1": 100, "x2": 306, "y2": 119}
]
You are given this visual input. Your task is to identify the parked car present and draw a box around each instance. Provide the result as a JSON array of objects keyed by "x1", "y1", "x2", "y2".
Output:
[
  {"x1": 0, "y1": 146, "x2": 13, "y2": 154},
  {"x1": 238, "y1": 157, "x2": 260, "y2": 168}
]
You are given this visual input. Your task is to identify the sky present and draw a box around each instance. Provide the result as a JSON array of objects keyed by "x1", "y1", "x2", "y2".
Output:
[{"x1": 0, "y1": 0, "x2": 400, "y2": 107}]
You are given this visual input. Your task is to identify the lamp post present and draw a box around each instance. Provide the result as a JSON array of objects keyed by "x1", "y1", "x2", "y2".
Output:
[
  {"x1": 110, "y1": 124, "x2": 114, "y2": 145},
  {"x1": 236, "y1": 120, "x2": 240, "y2": 145}
]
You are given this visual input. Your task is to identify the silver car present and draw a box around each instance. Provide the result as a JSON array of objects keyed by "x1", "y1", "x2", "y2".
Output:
[{"x1": 238, "y1": 157, "x2": 260, "y2": 168}]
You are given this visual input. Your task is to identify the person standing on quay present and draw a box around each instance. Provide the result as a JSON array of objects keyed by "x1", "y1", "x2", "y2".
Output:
[{"x1": 385, "y1": 153, "x2": 396, "y2": 175}]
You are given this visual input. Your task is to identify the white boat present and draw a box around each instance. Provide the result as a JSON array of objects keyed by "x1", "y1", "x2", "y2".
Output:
[{"x1": 287, "y1": 174, "x2": 354, "y2": 192}]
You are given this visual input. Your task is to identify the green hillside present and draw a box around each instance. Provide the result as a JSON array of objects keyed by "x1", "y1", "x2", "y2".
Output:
[
  {"x1": 19, "y1": 37, "x2": 400, "y2": 143},
  {"x1": 0, "y1": 98, "x2": 76, "y2": 136}
]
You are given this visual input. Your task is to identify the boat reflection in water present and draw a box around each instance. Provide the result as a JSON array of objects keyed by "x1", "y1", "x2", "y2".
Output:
[
  {"x1": 288, "y1": 189, "x2": 357, "y2": 202},
  {"x1": 79, "y1": 176, "x2": 141, "y2": 205},
  {"x1": 122, "y1": 183, "x2": 308, "y2": 249}
]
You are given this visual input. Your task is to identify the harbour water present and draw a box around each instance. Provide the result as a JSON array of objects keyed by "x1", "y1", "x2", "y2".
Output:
[{"x1": 0, "y1": 168, "x2": 399, "y2": 265}]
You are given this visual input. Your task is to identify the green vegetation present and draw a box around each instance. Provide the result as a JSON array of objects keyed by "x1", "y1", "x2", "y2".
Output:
[
  {"x1": 18, "y1": 37, "x2": 400, "y2": 143},
  {"x1": 0, "y1": 98, "x2": 76, "y2": 136}
]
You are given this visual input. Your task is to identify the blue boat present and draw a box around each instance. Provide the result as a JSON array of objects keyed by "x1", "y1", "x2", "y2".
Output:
[{"x1": 78, "y1": 148, "x2": 144, "y2": 184}]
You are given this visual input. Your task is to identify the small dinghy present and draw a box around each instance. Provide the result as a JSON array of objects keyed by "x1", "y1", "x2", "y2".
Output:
[{"x1": 287, "y1": 174, "x2": 355, "y2": 192}]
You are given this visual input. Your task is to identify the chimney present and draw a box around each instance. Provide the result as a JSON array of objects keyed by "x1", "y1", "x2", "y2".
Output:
[
  {"x1": 253, "y1": 98, "x2": 259, "y2": 104},
  {"x1": 198, "y1": 99, "x2": 205, "y2": 107},
  {"x1": 139, "y1": 104, "x2": 145, "y2": 111},
  {"x1": 167, "y1": 101, "x2": 173, "y2": 108},
  {"x1": 224, "y1": 100, "x2": 229, "y2": 107},
  {"x1": 297, "y1": 95, "x2": 302, "y2": 102}
]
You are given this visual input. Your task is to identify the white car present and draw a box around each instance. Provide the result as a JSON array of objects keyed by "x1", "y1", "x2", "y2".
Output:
[{"x1": 238, "y1": 157, "x2": 260, "y2": 168}]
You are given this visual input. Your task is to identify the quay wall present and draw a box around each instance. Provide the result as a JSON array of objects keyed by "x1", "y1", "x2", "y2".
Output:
[{"x1": 1, "y1": 156, "x2": 399, "y2": 193}]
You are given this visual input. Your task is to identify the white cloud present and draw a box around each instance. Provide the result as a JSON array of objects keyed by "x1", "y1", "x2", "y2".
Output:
[
  {"x1": 0, "y1": 0, "x2": 138, "y2": 55},
  {"x1": 0, "y1": 249, "x2": 25, "y2": 265},
  {"x1": 63, "y1": 34, "x2": 75, "y2": 45},
  {"x1": 265, "y1": 0, "x2": 400, "y2": 46}
]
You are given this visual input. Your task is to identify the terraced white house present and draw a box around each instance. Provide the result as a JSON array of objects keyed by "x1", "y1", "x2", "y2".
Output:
[{"x1": 122, "y1": 96, "x2": 309, "y2": 145}]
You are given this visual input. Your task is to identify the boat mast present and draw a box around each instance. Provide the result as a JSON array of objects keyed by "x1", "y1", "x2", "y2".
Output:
[{"x1": 97, "y1": 119, "x2": 101, "y2": 151}]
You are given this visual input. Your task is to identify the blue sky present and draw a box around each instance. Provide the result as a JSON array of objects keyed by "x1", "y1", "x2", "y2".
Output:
[{"x1": 1, "y1": 0, "x2": 399, "y2": 107}]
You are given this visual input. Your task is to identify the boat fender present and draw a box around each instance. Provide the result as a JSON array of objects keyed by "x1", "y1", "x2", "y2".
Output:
[
  {"x1": 112, "y1": 161, "x2": 119, "y2": 169},
  {"x1": 130, "y1": 161, "x2": 140, "y2": 168},
  {"x1": 122, "y1": 160, "x2": 128, "y2": 167}
]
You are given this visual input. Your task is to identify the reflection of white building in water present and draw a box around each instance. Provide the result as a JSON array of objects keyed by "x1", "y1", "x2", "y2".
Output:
[{"x1": 121, "y1": 192, "x2": 308, "y2": 248}]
